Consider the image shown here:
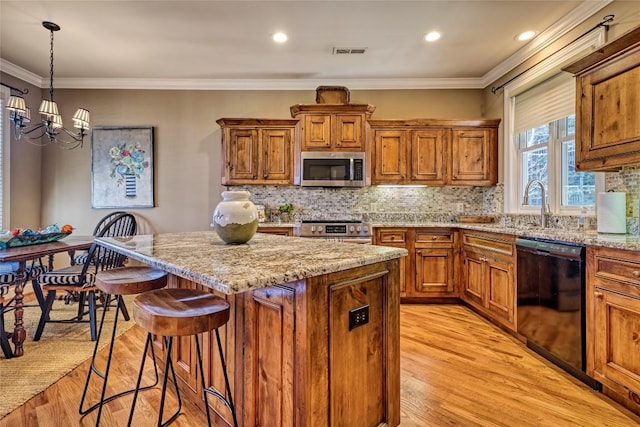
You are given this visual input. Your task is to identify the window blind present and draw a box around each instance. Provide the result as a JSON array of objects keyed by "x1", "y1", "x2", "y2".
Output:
[{"x1": 514, "y1": 72, "x2": 575, "y2": 134}]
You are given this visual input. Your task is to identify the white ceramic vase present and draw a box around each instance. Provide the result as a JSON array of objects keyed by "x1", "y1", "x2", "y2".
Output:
[{"x1": 212, "y1": 191, "x2": 259, "y2": 244}]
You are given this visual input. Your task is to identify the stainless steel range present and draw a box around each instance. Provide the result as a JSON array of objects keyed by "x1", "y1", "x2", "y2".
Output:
[{"x1": 299, "y1": 220, "x2": 372, "y2": 244}]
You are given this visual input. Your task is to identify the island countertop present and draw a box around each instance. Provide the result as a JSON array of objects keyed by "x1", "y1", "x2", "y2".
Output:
[{"x1": 96, "y1": 231, "x2": 407, "y2": 294}]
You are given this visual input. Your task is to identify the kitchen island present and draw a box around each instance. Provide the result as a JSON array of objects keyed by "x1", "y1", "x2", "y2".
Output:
[{"x1": 96, "y1": 231, "x2": 406, "y2": 427}]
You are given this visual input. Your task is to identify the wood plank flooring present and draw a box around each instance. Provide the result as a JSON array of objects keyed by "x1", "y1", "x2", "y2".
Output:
[{"x1": 3, "y1": 304, "x2": 640, "y2": 426}]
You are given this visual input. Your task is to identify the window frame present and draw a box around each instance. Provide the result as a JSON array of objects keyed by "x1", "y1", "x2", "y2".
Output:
[
  {"x1": 502, "y1": 28, "x2": 606, "y2": 216},
  {"x1": 0, "y1": 85, "x2": 10, "y2": 230}
]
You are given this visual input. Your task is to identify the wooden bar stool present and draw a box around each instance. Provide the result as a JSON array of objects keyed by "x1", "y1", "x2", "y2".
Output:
[
  {"x1": 79, "y1": 266, "x2": 168, "y2": 426},
  {"x1": 129, "y1": 288, "x2": 238, "y2": 427}
]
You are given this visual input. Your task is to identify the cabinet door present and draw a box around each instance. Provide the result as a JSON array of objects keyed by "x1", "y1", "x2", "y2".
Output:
[
  {"x1": 227, "y1": 128, "x2": 259, "y2": 181},
  {"x1": 462, "y1": 249, "x2": 484, "y2": 307},
  {"x1": 334, "y1": 114, "x2": 364, "y2": 151},
  {"x1": 372, "y1": 129, "x2": 407, "y2": 184},
  {"x1": 302, "y1": 114, "x2": 331, "y2": 150},
  {"x1": 593, "y1": 289, "x2": 640, "y2": 395},
  {"x1": 374, "y1": 228, "x2": 410, "y2": 298},
  {"x1": 486, "y1": 257, "x2": 514, "y2": 326},
  {"x1": 575, "y1": 53, "x2": 640, "y2": 170},
  {"x1": 411, "y1": 129, "x2": 446, "y2": 184},
  {"x1": 244, "y1": 286, "x2": 296, "y2": 427},
  {"x1": 415, "y1": 247, "x2": 454, "y2": 296},
  {"x1": 450, "y1": 128, "x2": 496, "y2": 185},
  {"x1": 261, "y1": 128, "x2": 293, "y2": 183}
]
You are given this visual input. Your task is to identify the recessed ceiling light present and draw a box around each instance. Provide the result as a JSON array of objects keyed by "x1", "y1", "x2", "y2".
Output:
[
  {"x1": 272, "y1": 32, "x2": 288, "y2": 43},
  {"x1": 516, "y1": 30, "x2": 536, "y2": 41},
  {"x1": 424, "y1": 31, "x2": 441, "y2": 42}
]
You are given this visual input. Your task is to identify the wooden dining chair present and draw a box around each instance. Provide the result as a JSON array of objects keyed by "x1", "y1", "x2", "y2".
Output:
[
  {"x1": 73, "y1": 211, "x2": 127, "y2": 265},
  {"x1": 33, "y1": 213, "x2": 137, "y2": 341}
]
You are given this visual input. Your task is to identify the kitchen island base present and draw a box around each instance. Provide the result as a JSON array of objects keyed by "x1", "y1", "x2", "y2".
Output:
[{"x1": 150, "y1": 259, "x2": 400, "y2": 427}]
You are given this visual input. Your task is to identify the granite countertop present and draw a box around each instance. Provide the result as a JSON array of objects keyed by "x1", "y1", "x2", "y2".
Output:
[
  {"x1": 96, "y1": 231, "x2": 407, "y2": 295},
  {"x1": 371, "y1": 222, "x2": 640, "y2": 251}
]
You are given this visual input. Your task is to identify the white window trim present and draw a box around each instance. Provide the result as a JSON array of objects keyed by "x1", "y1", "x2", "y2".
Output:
[
  {"x1": 503, "y1": 28, "x2": 606, "y2": 215},
  {"x1": 0, "y1": 85, "x2": 10, "y2": 229}
]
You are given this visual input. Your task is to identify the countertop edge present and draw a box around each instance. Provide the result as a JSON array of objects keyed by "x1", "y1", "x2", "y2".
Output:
[{"x1": 96, "y1": 236, "x2": 407, "y2": 295}]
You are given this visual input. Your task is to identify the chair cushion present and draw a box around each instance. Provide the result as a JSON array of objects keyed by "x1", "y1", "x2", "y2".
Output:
[
  {"x1": 0, "y1": 264, "x2": 49, "y2": 285},
  {"x1": 73, "y1": 252, "x2": 90, "y2": 265},
  {"x1": 37, "y1": 264, "x2": 96, "y2": 288}
]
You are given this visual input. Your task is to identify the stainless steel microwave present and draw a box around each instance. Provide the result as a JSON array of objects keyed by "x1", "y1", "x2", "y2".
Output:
[{"x1": 299, "y1": 152, "x2": 365, "y2": 187}]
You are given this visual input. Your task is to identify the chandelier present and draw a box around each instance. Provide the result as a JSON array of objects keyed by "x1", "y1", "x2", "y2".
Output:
[{"x1": 5, "y1": 21, "x2": 90, "y2": 149}]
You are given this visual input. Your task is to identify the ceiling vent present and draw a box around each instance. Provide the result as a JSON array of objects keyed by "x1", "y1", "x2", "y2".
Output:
[{"x1": 332, "y1": 47, "x2": 367, "y2": 55}]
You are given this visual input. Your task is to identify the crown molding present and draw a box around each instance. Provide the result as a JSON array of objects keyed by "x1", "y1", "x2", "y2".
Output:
[
  {"x1": 0, "y1": 59, "x2": 44, "y2": 87},
  {"x1": 481, "y1": 0, "x2": 614, "y2": 87},
  {"x1": 0, "y1": 68, "x2": 487, "y2": 90}
]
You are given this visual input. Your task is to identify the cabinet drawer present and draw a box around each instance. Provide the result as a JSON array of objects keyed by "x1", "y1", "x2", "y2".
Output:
[
  {"x1": 376, "y1": 230, "x2": 407, "y2": 244},
  {"x1": 415, "y1": 230, "x2": 454, "y2": 245},
  {"x1": 462, "y1": 232, "x2": 514, "y2": 257},
  {"x1": 587, "y1": 248, "x2": 640, "y2": 297}
]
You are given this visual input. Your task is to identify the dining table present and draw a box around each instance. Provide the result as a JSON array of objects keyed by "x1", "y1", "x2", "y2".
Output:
[{"x1": 0, "y1": 235, "x2": 94, "y2": 358}]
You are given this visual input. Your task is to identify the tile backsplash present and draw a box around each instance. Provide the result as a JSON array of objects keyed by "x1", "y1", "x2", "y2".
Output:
[
  {"x1": 230, "y1": 166, "x2": 640, "y2": 234},
  {"x1": 229, "y1": 184, "x2": 501, "y2": 222}
]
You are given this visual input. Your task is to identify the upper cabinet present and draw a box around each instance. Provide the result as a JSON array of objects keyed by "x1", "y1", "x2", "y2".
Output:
[
  {"x1": 563, "y1": 26, "x2": 640, "y2": 171},
  {"x1": 369, "y1": 119, "x2": 499, "y2": 186},
  {"x1": 290, "y1": 104, "x2": 375, "y2": 152},
  {"x1": 217, "y1": 118, "x2": 298, "y2": 185}
]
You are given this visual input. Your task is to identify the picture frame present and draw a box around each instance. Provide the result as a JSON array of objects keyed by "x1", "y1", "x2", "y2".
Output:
[{"x1": 91, "y1": 126, "x2": 155, "y2": 208}]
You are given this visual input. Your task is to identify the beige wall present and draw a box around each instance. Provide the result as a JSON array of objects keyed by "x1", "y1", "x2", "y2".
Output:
[
  {"x1": 0, "y1": 72, "x2": 43, "y2": 230},
  {"x1": 40, "y1": 88, "x2": 482, "y2": 234},
  {"x1": 483, "y1": 0, "x2": 640, "y2": 182}
]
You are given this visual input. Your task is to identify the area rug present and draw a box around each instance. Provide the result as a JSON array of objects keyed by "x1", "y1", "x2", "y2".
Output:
[{"x1": 0, "y1": 294, "x2": 136, "y2": 419}]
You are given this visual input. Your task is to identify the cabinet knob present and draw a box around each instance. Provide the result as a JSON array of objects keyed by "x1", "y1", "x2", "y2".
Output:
[
  {"x1": 263, "y1": 173, "x2": 268, "y2": 179},
  {"x1": 432, "y1": 236, "x2": 438, "y2": 240},
  {"x1": 594, "y1": 291, "x2": 604, "y2": 299},
  {"x1": 633, "y1": 271, "x2": 640, "y2": 278},
  {"x1": 390, "y1": 236, "x2": 395, "y2": 240}
]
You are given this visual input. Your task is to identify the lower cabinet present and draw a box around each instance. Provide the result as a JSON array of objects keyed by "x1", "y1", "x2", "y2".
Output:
[
  {"x1": 374, "y1": 227, "x2": 457, "y2": 300},
  {"x1": 587, "y1": 246, "x2": 640, "y2": 414},
  {"x1": 257, "y1": 225, "x2": 295, "y2": 236},
  {"x1": 151, "y1": 260, "x2": 401, "y2": 426},
  {"x1": 460, "y1": 231, "x2": 516, "y2": 332}
]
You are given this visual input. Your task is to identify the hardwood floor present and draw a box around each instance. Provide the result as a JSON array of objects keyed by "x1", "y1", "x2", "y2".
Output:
[{"x1": 3, "y1": 304, "x2": 640, "y2": 426}]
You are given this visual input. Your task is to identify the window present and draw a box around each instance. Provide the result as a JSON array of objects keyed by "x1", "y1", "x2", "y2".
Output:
[
  {"x1": 0, "y1": 85, "x2": 9, "y2": 229},
  {"x1": 516, "y1": 115, "x2": 596, "y2": 212},
  {"x1": 503, "y1": 28, "x2": 606, "y2": 215}
]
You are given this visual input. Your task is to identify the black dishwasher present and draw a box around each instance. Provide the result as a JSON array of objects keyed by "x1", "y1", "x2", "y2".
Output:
[{"x1": 516, "y1": 238, "x2": 601, "y2": 389}]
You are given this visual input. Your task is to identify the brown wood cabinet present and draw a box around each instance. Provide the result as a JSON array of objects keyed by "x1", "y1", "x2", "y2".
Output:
[
  {"x1": 152, "y1": 259, "x2": 401, "y2": 427},
  {"x1": 461, "y1": 231, "x2": 516, "y2": 331},
  {"x1": 586, "y1": 246, "x2": 640, "y2": 414},
  {"x1": 257, "y1": 226, "x2": 295, "y2": 236},
  {"x1": 563, "y1": 26, "x2": 640, "y2": 171},
  {"x1": 290, "y1": 104, "x2": 375, "y2": 152},
  {"x1": 369, "y1": 119, "x2": 499, "y2": 186},
  {"x1": 374, "y1": 227, "x2": 457, "y2": 301},
  {"x1": 217, "y1": 118, "x2": 297, "y2": 185}
]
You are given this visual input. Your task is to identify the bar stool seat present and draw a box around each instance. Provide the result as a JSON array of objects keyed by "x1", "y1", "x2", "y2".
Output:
[
  {"x1": 79, "y1": 266, "x2": 168, "y2": 425},
  {"x1": 129, "y1": 288, "x2": 238, "y2": 427}
]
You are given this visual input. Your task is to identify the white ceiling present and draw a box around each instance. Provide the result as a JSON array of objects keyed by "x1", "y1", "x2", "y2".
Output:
[{"x1": 0, "y1": 1, "x2": 612, "y2": 90}]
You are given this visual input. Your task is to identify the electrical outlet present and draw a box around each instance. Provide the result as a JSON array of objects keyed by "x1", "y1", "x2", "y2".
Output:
[
  {"x1": 349, "y1": 305, "x2": 369, "y2": 331},
  {"x1": 456, "y1": 202, "x2": 464, "y2": 213}
]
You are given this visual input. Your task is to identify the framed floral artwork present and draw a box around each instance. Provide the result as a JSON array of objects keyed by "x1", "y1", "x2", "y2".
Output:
[{"x1": 91, "y1": 126, "x2": 155, "y2": 208}]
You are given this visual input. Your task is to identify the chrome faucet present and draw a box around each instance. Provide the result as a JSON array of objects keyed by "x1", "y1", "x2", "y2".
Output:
[{"x1": 523, "y1": 179, "x2": 549, "y2": 228}]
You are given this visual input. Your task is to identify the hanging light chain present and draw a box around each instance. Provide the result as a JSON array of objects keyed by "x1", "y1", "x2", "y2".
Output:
[{"x1": 49, "y1": 26, "x2": 55, "y2": 102}]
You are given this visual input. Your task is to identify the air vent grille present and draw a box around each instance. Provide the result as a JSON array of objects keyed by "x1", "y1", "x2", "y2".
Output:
[{"x1": 332, "y1": 47, "x2": 367, "y2": 55}]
